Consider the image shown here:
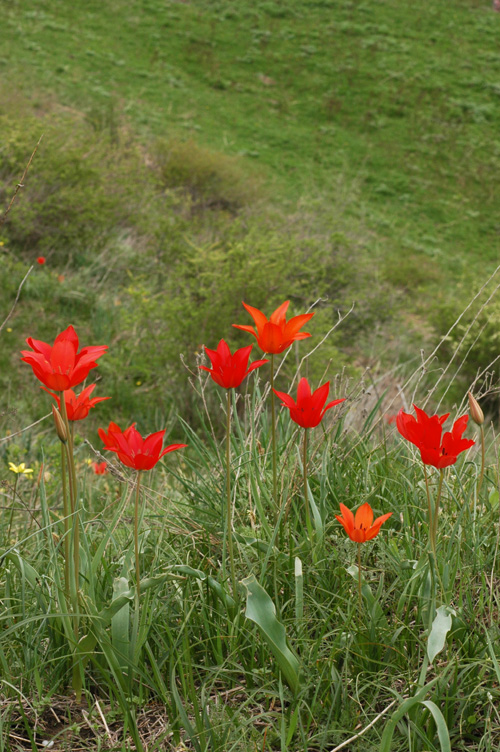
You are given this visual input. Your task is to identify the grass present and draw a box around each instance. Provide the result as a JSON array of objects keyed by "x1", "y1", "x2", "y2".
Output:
[
  {"x1": 0, "y1": 345, "x2": 500, "y2": 750},
  {"x1": 2, "y1": 0, "x2": 500, "y2": 277}
]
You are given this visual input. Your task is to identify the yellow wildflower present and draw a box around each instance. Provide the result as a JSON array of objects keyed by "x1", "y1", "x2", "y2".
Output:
[{"x1": 8, "y1": 462, "x2": 34, "y2": 475}]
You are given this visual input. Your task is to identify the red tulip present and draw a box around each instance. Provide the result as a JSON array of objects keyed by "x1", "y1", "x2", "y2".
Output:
[
  {"x1": 21, "y1": 325, "x2": 108, "y2": 391},
  {"x1": 98, "y1": 421, "x2": 187, "y2": 471},
  {"x1": 199, "y1": 340, "x2": 268, "y2": 389},
  {"x1": 91, "y1": 461, "x2": 108, "y2": 475},
  {"x1": 37, "y1": 256, "x2": 46, "y2": 265},
  {"x1": 273, "y1": 377, "x2": 345, "y2": 429},
  {"x1": 43, "y1": 384, "x2": 110, "y2": 421},
  {"x1": 396, "y1": 404, "x2": 475, "y2": 469},
  {"x1": 336, "y1": 502, "x2": 392, "y2": 543},
  {"x1": 233, "y1": 300, "x2": 314, "y2": 354}
]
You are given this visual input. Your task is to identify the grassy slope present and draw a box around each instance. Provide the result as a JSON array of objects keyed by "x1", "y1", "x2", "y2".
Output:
[{"x1": 2, "y1": 0, "x2": 500, "y2": 277}]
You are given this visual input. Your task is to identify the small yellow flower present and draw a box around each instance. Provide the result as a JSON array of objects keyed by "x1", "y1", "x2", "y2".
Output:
[
  {"x1": 0, "y1": 240, "x2": 4, "y2": 247},
  {"x1": 8, "y1": 462, "x2": 34, "y2": 476},
  {"x1": 6, "y1": 327, "x2": 12, "y2": 333},
  {"x1": 136, "y1": 380, "x2": 142, "y2": 386}
]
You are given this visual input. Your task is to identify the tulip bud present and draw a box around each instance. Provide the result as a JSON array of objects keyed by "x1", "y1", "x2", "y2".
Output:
[
  {"x1": 52, "y1": 405, "x2": 68, "y2": 443},
  {"x1": 468, "y1": 392, "x2": 484, "y2": 426}
]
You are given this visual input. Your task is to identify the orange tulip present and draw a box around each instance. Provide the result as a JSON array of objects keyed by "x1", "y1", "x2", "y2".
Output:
[
  {"x1": 336, "y1": 502, "x2": 392, "y2": 543},
  {"x1": 233, "y1": 300, "x2": 314, "y2": 354}
]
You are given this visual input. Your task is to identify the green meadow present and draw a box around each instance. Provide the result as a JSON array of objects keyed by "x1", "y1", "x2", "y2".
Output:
[{"x1": 1, "y1": 1, "x2": 500, "y2": 750}]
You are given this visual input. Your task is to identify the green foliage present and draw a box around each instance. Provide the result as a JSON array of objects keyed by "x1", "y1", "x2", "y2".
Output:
[
  {"x1": 0, "y1": 383, "x2": 499, "y2": 750},
  {"x1": 154, "y1": 137, "x2": 262, "y2": 209}
]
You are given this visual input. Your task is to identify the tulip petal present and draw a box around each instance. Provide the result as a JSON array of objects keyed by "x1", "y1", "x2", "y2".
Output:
[
  {"x1": 269, "y1": 300, "x2": 290, "y2": 326},
  {"x1": 338, "y1": 503, "x2": 354, "y2": 534},
  {"x1": 354, "y1": 502, "x2": 373, "y2": 532},
  {"x1": 273, "y1": 389, "x2": 297, "y2": 410},
  {"x1": 283, "y1": 312, "x2": 314, "y2": 338},
  {"x1": 242, "y1": 302, "x2": 269, "y2": 332}
]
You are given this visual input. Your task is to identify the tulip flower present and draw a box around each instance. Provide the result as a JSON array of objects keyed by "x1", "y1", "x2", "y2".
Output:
[
  {"x1": 91, "y1": 461, "x2": 108, "y2": 475},
  {"x1": 233, "y1": 301, "x2": 314, "y2": 519},
  {"x1": 98, "y1": 421, "x2": 187, "y2": 471},
  {"x1": 100, "y1": 421, "x2": 187, "y2": 597},
  {"x1": 43, "y1": 384, "x2": 110, "y2": 421},
  {"x1": 273, "y1": 378, "x2": 345, "y2": 429},
  {"x1": 336, "y1": 502, "x2": 392, "y2": 543},
  {"x1": 199, "y1": 340, "x2": 268, "y2": 389},
  {"x1": 397, "y1": 404, "x2": 475, "y2": 558},
  {"x1": 336, "y1": 502, "x2": 392, "y2": 609},
  {"x1": 37, "y1": 256, "x2": 46, "y2": 265},
  {"x1": 274, "y1": 378, "x2": 345, "y2": 536},
  {"x1": 396, "y1": 405, "x2": 474, "y2": 469},
  {"x1": 21, "y1": 325, "x2": 108, "y2": 391},
  {"x1": 199, "y1": 339, "x2": 267, "y2": 596},
  {"x1": 233, "y1": 300, "x2": 314, "y2": 355}
]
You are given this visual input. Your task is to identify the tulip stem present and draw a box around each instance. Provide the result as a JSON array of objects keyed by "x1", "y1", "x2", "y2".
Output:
[
  {"x1": 61, "y1": 444, "x2": 70, "y2": 605},
  {"x1": 135, "y1": 471, "x2": 142, "y2": 599},
  {"x1": 270, "y1": 355, "x2": 278, "y2": 520},
  {"x1": 357, "y1": 542, "x2": 362, "y2": 612},
  {"x1": 58, "y1": 393, "x2": 83, "y2": 701},
  {"x1": 478, "y1": 425, "x2": 485, "y2": 495},
  {"x1": 303, "y1": 428, "x2": 312, "y2": 536},
  {"x1": 423, "y1": 464, "x2": 435, "y2": 556},
  {"x1": 432, "y1": 469, "x2": 445, "y2": 552},
  {"x1": 226, "y1": 390, "x2": 237, "y2": 596}
]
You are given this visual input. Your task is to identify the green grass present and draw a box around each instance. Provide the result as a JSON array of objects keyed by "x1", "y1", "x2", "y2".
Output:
[
  {"x1": 1, "y1": 0, "x2": 500, "y2": 427},
  {"x1": 0, "y1": 369, "x2": 499, "y2": 750},
  {"x1": 2, "y1": 0, "x2": 500, "y2": 276}
]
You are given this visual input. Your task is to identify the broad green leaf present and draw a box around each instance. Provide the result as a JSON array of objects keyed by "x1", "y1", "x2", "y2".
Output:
[
  {"x1": 111, "y1": 576, "x2": 131, "y2": 673},
  {"x1": 379, "y1": 678, "x2": 446, "y2": 752},
  {"x1": 420, "y1": 700, "x2": 452, "y2": 752},
  {"x1": 241, "y1": 574, "x2": 300, "y2": 694},
  {"x1": 427, "y1": 605, "x2": 455, "y2": 664}
]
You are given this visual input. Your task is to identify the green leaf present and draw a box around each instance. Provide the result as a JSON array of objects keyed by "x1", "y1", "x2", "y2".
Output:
[
  {"x1": 427, "y1": 605, "x2": 455, "y2": 664},
  {"x1": 420, "y1": 700, "x2": 452, "y2": 752},
  {"x1": 241, "y1": 574, "x2": 300, "y2": 694},
  {"x1": 489, "y1": 489, "x2": 499, "y2": 509},
  {"x1": 379, "y1": 678, "x2": 447, "y2": 752},
  {"x1": 111, "y1": 576, "x2": 131, "y2": 673}
]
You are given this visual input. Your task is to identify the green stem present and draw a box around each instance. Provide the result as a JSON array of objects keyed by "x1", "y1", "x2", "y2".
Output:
[
  {"x1": 61, "y1": 444, "x2": 70, "y2": 605},
  {"x1": 135, "y1": 471, "x2": 142, "y2": 599},
  {"x1": 59, "y1": 396, "x2": 79, "y2": 596},
  {"x1": 270, "y1": 355, "x2": 278, "y2": 519},
  {"x1": 423, "y1": 464, "x2": 435, "y2": 557},
  {"x1": 478, "y1": 424, "x2": 485, "y2": 495},
  {"x1": 433, "y1": 469, "x2": 445, "y2": 550},
  {"x1": 357, "y1": 542, "x2": 362, "y2": 613},
  {"x1": 303, "y1": 428, "x2": 311, "y2": 535},
  {"x1": 58, "y1": 393, "x2": 82, "y2": 700},
  {"x1": 226, "y1": 390, "x2": 237, "y2": 596}
]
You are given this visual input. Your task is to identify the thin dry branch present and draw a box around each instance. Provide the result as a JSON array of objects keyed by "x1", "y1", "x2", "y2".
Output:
[
  {"x1": 328, "y1": 699, "x2": 397, "y2": 752},
  {"x1": 0, "y1": 412, "x2": 51, "y2": 443},
  {"x1": 0, "y1": 135, "x2": 42, "y2": 229},
  {"x1": 0, "y1": 264, "x2": 34, "y2": 335}
]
